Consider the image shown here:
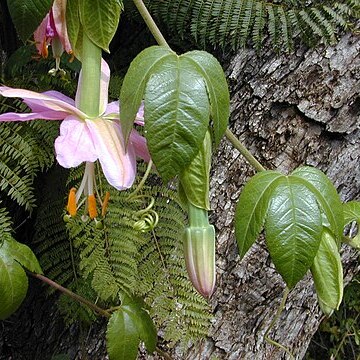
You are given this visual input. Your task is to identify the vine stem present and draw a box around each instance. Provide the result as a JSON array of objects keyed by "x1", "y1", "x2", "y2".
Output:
[
  {"x1": 127, "y1": 159, "x2": 154, "y2": 199},
  {"x1": 264, "y1": 287, "x2": 294, "y2": 359},
  {"x1": 27, "y1": 271, "x2": 112, "y2": 318},
  {"x1": 225, "y1": 128, "x2": 266, "y2": 172},
  {"x1": 132, "y1": 0, "x2": 169, "y2": 48},
  {"x1": 132, "y1": 0, "x2": 267, "y2": 174}
]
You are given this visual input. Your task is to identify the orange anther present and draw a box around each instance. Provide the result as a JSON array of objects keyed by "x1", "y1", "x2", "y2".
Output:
[
  {"x1": 88, "y1": 194, "x2": 98, "y2": 219},
  {"x1": 67, "y1": 188, "x2": 77, "y2": 216},
  {"x1": 101, "y1": 192, "x2": 110, "y2": 217}
]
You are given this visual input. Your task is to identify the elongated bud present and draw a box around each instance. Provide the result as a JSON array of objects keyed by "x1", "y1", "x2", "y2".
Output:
[
  {"x1": 311, "y1": 229, "x2": 343, "y2": 317},
  {"x1": 183, "y1": 225, "x2": 216, "y2": 298},
  {"x1": 67, "y1": 187, "x2": 77, "y2": 216},
  {"x1": 88, "y1": 194, "x2": 98, "y2": 219}
]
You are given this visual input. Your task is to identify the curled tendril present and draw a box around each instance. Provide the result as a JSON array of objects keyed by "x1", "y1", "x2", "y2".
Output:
[{"x1": 132, "y1": 195, "x2": 159, "y2": 232}]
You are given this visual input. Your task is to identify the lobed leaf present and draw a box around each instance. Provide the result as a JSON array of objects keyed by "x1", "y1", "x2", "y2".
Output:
[
  {"x1": 265, "y1": 176, "x2": 322, "y2": 288},
  {"x1": 235, "y1": 170, "x2": 283, "y2": 259},
  {"x1": 120, "y1": 46, "x2": 174, "y2": 143},
  {"x1": 311, "y1": 229, "x2": 343, "y2": 316},
  {"x1": 181, "y1": 51, "x2": 230, "y2": 146},
  {"x1": 291, "y1": 166, "x2": 344, "y2": 242},
  {"x1": 179, "y1": 131, "x2": 212, "y2": 210},
  {"x1": 144, "y1": 55, "x2": 210, "y2": 181},
  {"x1": 79, "y1": 0, "x2": 122, "y2": 52}
]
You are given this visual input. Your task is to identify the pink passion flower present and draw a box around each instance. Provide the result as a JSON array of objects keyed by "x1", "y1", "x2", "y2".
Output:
[{"x1": 0, "y1": 60, "x2": 150, "y2": 218}]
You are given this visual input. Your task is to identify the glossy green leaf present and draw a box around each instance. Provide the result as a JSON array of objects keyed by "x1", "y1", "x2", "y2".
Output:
[
  {"x1": 0, "y1": 237, "x2": 32, "y2": 320},
  {"x1": 265, "y1": 176, "x2": 322, "y2": 288},
  {"x1": 235, "y1": 170, "x2": 283, "y2": 259},
  {"x1": 179, "y1": 131, "x2": 212, "y2": 210},
  {"x1": 106, "y1": 302, "x2": 157, "y2": 360},
  {"x1": 311, "y1": 229, "x2": 343, "y2": 317},
  {"x1": 7, "y1": 0, "x2": 53, "y2": 41},
  {"x1": 107, "y1": 309, "x2": 139, "y2": 360},
  {"x1": 181, "y1": 51, "x2": 230, "y2": 146},
  {"x1": 291, "y1": 166, "x2": 344, "y2": 242},
  {"x1": 79, "y1": 0, "x2": 122, "y2": 52},
  {"x1": 120, "y1": 46, "x2": 174, "y2": 143},
  {"x1": 343, "y1": 201, "x2": 360, "y2": 224},
  {"x1": 144, "y1": 56, "x2": 210, "y2": 181},
  {"x1": 66, "y1": 0, "x2": 82, "y2": 58}
]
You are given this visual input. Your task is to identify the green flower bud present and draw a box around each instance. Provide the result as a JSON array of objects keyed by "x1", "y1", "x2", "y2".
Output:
[{"x1": 183, "y1": 225, "x2": 216, "y2": 298}]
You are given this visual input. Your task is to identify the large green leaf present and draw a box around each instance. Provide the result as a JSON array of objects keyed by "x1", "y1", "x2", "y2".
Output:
[
  {"x1": 106, "y1": 309, "x2": 139, "y2": 360},
  {"x1": 0, "y1": 237, "x2": 41, "y2": 320},
  {"x1": 144, "y1": 55, "x2": 210, "y2": 181},
  {"x1": 265, "y1": 176, "x2": 323, "y2": 288},
  {"x1": 235, "y1": 170, "x2": 284, "y2": 259},
  {"x1": 181, "y1": 51, "x2": 230, "y2": 146},
  {"x1": 7, "y1": 0, "x2": 53, "y2": 41},
  {"x1": 311, "y1": 229, "x2": 343, "y2": 317},
  {"x1": 179, "y1": 131, "x2": 212, "y2": 210},
  {"x1": 291, "y1": 166, "x2": 344, "y2": 241},
  {"x1": 120, "y1": 46, "x2": 174, "y2": 143},
  {"x1": 79, "y1": 0, "x2": 122, "y2": 52},
  {"x1": 106, "y1": 301, "x2": 157, "y2": 360}
]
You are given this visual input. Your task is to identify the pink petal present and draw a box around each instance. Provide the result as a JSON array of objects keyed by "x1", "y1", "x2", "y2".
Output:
[
  {"x1": 135, "y1": 102, "x2": 144, "y2": 125},
  {"x1": 104, "y1": 101, "x2": 119, "y2": 117},
  {"x1": 0, "y1": 111, "x2": 66, "y2": 122},
  {"x1": 75, "y1": 59, "x2": 110, "y2": 115},
  {"x1": 55, "y1": 116, "x2": 97, "y2": 167},
  {"x1": 52, "y1": 0, "x2": 72, "y2": 53},
  {"x1": 129, "y1": 129, "x2": 151, "y2": 163},
  {"x1": 33, "y1": 14, "x2": 49, "y2": 56},
  {"x1": 0, "y1": 86, "x2": 84, "y2": 118},
  {"x1": 86, "y1": 119, "x2": 136, "y2": 190}
]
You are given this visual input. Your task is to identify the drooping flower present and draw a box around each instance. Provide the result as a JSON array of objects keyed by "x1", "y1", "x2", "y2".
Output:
[
  {"x1": 0, "y1": 60, "x2": 150, "y2": 217},
  {"x1": 34, "y1": 0, "x2": 72, "y2": 71}
]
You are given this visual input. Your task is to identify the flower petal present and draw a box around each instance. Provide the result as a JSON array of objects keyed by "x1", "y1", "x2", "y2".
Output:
[
  {"x1": 33, "y1": 14, "x2": 50, "y2": 57},
  {"x1": 52, "y1": 0, "x2": 72, "y2": 53},
  {"x1": 129, "y1": 129, "x2": 151, "y2": 163},
  {"x1": 0, "y1": 86, "x2": 85, "y2": 118},
  {"x1": 0, "y1": 111, "x2": 66, "y2": 121},
  {"x1": 86, "y1": 118, "x2": 136, "y2": 190},
  {"x1": 55, "y1": 116, "x2": 98, "y2": 167}
]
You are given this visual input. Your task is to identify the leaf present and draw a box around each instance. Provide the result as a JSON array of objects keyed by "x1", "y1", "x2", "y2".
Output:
[
  {"x1": 144, "y1": 55, "x2": 210, "y2": 181},
  {"x1": 5, "y1": 237, "x2": 43, "y2": 274},
  {"x1": 265, "y1": 176, "x2": 323, "y2": 288},
  {"x1": 79, "y1": 0, "x2": 122, "y2": 52},
  {"x1": 235, "y1": 170, "x2": 284, "y2": 259},
  {"x1": 0, "y1": 238, "x2": 31, "y2": 320},
  {"x1": 120, "y1": 46, "x2": 174, "y2": 143},
  {"x1": 343, "y1": 201, "x2": 360, "y2": 224},
  {"x1": 311, "y1": 229, "x2": 343, "y2": 317},
  {"x1": 106, "y1": 309, "x2": 139, "y2": 360},
  {"x1": 66, "y1": 0, "x2": 82, "y2": 57},
  {"x1": 7, "y1": 0, "x2": 53, "y2": 41},
  {"x1": 106, "y1": 301, "x2": 157, "y2": 360},
  {"x1": 291, "y1": 166, "x2": 344, "y2": 242},
  {"x1": 179, "y1": 131, "x2": 212, "y2": 210},
  {"x1": 181, "y1": 51, "x2": 230, "y2": 146}
]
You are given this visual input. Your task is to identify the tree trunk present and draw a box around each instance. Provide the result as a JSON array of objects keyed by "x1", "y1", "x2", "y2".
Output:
[
  {"x1": 1, "y1": 32, "x2": 359, "y2": 360},
  {"x1": 183, "y1": 32, "x2": 360, "y2": 360}
]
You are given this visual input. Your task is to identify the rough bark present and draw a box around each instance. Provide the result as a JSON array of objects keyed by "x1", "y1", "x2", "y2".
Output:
[{"x1": 1, "y1": 33, "x2": 359, "y2": 360}]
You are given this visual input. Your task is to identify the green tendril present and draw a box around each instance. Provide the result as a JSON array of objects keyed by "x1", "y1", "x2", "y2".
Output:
[{"x1": 132, "y1": 195, "x2": 159, "y2": 232}]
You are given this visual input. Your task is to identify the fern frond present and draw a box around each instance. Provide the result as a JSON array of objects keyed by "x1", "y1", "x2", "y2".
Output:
[{"x1": 145, "y1": 0, "x2": 359, "y2": 52}]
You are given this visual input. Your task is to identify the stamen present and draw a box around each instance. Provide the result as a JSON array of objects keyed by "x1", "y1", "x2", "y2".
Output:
[
  {"x1": 67, "y1": 188, "x2": 77, "y2": 216},
  {"x1": 41, "y1": 39, "x2": 49, "y2": 58},
  {"x1": 88, "y1": 194, "x2": 98, "y2": 219},
  {"x1": 101, "y1": 192, "x2": 110, "y2": 217}
]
